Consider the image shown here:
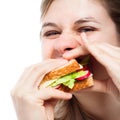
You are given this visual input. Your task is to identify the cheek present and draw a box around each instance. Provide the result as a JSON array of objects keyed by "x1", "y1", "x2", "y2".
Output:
[
  {"x1": 87, "y1": 31, "x2": 119, "y2": 46},
  {"x1": 42, "y1": 40, "x2": 55, "y2": 59},
  {"x1": 41, "y1": 40, "x2": 54, "y2": 59},
  {"x1": 101, "y1": 32, "x2": 120, "y2": 46}
]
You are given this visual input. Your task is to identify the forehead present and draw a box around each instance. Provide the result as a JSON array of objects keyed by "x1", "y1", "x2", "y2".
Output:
[{"x1": 42, "y1": 0, "x2": 110, "y2": 25}]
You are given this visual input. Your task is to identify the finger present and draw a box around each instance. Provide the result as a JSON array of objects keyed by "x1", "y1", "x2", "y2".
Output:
[
  {"x1": 80, "y1": 33, "x2": 116, "y2": 67},
  {"x1": 81, "y1": 33, "x2": 120, "y2": 89},
  {"x1": 37, "y1": 88, "x2": 72, "y2": 101},
  {"x1": 63, "y1": 46, "x2": 89, "y2": 60},
  {"x1": 16, "y1": 59, "x2": 68, "y2": 89},
  {"x1": 96, "y1": 43, "x2": 120, "y2": 58}
]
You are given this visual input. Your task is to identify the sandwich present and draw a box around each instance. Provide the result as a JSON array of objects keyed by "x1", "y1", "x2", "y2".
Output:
[{"x1": 39, "y1": 59, "x2": 94, "y2": 92}]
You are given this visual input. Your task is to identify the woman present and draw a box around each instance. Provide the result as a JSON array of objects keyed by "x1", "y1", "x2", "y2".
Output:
[{"x1": 11, "y1": 0, "x2": 120, "y2": 120}]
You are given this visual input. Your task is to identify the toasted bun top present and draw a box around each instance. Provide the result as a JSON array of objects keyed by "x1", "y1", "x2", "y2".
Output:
[{"x1": 40, "y1": 59, "x2": 81, "y2": 85}]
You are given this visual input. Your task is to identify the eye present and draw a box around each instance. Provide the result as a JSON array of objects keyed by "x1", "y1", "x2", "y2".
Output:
[
  {"x1": 77, "y1": 26, "x2": 97, "y2": 33},
  {"x1": 43, "y1": 30, "x2": 61, "y2": 37}
]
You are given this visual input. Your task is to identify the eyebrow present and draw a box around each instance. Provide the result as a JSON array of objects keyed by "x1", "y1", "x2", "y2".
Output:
[
  {"x1": 42, "y1": 22, "x2": 58, "y2": 29},
  {"x1": 74, "y1": 17, "x2": 100, "y2": 25},
  {"x1": 42, "y1": 17, "x2": 100, "y2": 29}
]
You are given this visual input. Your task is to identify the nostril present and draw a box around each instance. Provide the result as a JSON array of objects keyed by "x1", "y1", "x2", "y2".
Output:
[{"x1": 65, "y1": 48, "x2": 72, "y2": 51}]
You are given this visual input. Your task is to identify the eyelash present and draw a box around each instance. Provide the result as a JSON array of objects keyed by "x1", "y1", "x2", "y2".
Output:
[
  {"x1": 43, "y1": 30, "x2": 61, "y2": 37},
  {"x1": 77, "y1": 26, "x2": 97, "y2": 33},
  {"x1": 43, "y1": 27, "x2": 97, "y2": 37}
]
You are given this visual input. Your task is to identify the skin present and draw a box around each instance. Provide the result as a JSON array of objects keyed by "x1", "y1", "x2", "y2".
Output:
[{"x1": 11, "y1": 0, "x2": 120, "y2": 120}]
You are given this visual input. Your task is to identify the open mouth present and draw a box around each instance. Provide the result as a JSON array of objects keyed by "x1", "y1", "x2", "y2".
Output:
[
  {"x1": 75, "y1": 55, "x2": 93, "y2": 72},
  {"x1": 75, "y1": 55, "x2": 90, "y2": 65}
]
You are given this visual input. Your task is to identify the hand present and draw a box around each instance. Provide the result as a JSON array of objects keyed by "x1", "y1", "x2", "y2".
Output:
[
  {"x1": 63, "y1": 33, "x2": 120, "y2": 96},
  {"x1": 11, "y1": 59, "x2": 72, "y2": 120},
  {"x1": 79, "y1": 33, "x2": 120, "y2": 119},
  {"x1": 81, "y1": 33, "x2": 120, "y2": 94},
  {"x1": 63, "y1": 33, "x2": 120, "y2": 119}
]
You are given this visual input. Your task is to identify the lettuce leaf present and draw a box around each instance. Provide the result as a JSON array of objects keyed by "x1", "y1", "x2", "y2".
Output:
[{"x1": 50, "y1": 70, "x2": 86, "y2": 89}]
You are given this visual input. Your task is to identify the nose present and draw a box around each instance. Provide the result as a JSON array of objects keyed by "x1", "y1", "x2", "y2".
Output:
[{"x1": 54, "y1": 32, "x2": 81, "y2": 55}]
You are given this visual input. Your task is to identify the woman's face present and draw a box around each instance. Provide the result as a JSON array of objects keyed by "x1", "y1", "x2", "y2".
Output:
[{"x1": 41, "y1": 0, "x2": 120, "y2": 59}]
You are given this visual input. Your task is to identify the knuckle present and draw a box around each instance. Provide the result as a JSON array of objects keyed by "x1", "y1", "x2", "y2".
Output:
[
  {"x1": 25, "y1": 64, "x2": 41, "y2": 73},
  {"x1": 10, "y1": 88, "x2": 16, "y2": 98},
  {"x1": 10, "y1": 86, "x2": 19, "y2": 98},
  {"x1": 10, "y1": 87, "x2": 24, "y2": 100}
]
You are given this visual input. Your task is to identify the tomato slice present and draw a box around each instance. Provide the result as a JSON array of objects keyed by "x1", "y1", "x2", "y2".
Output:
[
  {"x1": 75, "y1": 70, "x2": 91, "y2": 81},
  {"x1": 54, "y1": 84, "x2": 61, "y2": 89}
]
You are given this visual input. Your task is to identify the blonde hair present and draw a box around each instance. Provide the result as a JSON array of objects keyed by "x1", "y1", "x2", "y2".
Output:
[
  {"x1": 54, "y1": 97, "x2": 87, "y2": 120},
  {"x1": 40, "y1": 0, "x2": 54, "y2": 19}
]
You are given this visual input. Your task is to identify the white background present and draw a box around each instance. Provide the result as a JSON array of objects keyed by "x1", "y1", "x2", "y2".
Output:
[{"x1": 0, "y1": 0, "x2": 42, "y2": 119}]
